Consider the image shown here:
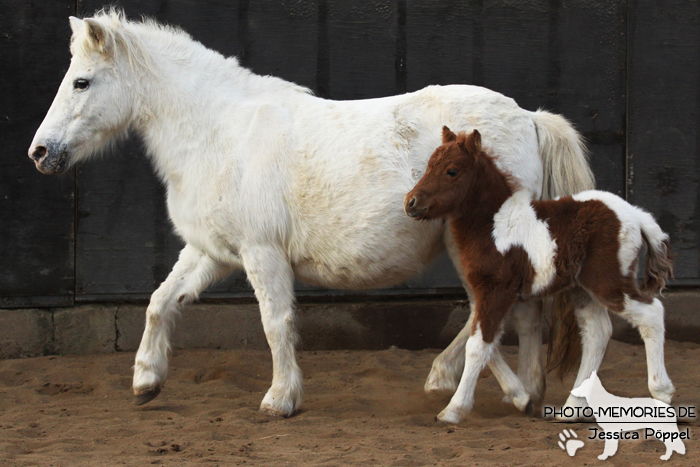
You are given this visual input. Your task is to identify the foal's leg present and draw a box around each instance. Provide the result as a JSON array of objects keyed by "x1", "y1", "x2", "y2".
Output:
[
  {"x1": 560, "y1": 294, "x2": 612, "y2": 417},
  {"x1": 618, "y1": 296, "x2": 675, "y2": 403},
  {"x1": 428, "y1": 229, "x2": 543, "y2": 401},
  {"x1": 133, "y1": 244, "x2": 233, "y2": 404},
  {"x1": 240, "y1": 244, "x2": 302, "y2": 417},
  {"x1": 436, "y1": 325, "x2": 499, "y2": 424},
  {"x1": 436, "y1": 293, "x2": 520, "y2": 424},
  {"x1": 424, "y1": 285, "x2": 530, "y2": 410}
]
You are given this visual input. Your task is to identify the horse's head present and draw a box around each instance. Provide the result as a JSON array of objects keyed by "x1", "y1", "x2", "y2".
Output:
[
  {"x1": 404, "y1": 127, "x2": 482, "y2": 220},
  {"x1": 28, "y1": 11, "x2": 141, "y2": 174}
]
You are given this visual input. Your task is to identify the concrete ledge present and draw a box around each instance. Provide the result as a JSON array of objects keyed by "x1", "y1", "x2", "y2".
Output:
[
  {"x1": 54, "y1": 306, "x2": 117, "y2": 355},
  {"x1": 0, "y1": 309, "x2": 53, "y2": 358},
  {"x1": 0, "y1": 290, "x2": 698, "y2": 358}
]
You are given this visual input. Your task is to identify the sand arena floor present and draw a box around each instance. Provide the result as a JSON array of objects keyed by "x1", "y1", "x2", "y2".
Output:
[{"x1": 0, "y1": 340, "x2": 698, "y2": 466}]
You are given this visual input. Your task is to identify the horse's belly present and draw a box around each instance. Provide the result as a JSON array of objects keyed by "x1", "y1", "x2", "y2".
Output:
[{"x1": 289, "y1": 217, "x2": 446, "y2": 290}]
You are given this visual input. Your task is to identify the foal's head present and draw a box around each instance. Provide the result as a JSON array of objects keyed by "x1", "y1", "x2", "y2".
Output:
[{"x1": 404, "y1": 127, "x2": 484, "y2": 220}]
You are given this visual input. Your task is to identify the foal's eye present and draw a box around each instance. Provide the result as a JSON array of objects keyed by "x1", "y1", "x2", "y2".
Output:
[
  {"x1": 73, "y1": 79, "x2": 90, "y2": 90},
  {"x1": 446, "y1": 169, "x2": 458, "y2": 177}
]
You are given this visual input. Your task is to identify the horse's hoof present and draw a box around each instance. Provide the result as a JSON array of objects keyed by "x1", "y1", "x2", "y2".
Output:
[
  {"x1": 133, "y1": 386, "x2": 161, "y2": 406},
  {"x1": 259, "y1": 405, "x2": 291, "y2": 418},
  {"x1": 525, "y1": 399, "x2": 535, "y2": 416},
  {"x1": 435, "y1": 409, "x2": 462, "y2": 425}
]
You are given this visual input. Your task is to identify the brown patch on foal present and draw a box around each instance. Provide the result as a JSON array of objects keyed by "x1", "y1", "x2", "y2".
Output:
[{"x1": 532, "y1": 198, "x2": 652, "y2": 311}]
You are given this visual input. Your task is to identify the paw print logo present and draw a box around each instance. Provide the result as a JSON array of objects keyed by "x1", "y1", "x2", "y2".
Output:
[{"x1": 558, "y1": 429, "x2": 584, "y2": 456}]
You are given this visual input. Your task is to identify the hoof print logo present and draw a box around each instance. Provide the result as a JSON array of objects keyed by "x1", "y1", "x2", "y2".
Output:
[{"x1": 558, "y1": 429, "x2": 584, "y2": 457}]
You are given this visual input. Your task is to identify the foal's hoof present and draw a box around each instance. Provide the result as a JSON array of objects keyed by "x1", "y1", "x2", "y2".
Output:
[{"x1": 133, "y1": 386, "x2": 161, "y2": 406}]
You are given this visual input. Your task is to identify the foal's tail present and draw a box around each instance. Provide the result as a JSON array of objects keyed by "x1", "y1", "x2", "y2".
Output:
[
  {"x1": 531, "y1": 110, "x2": 595, "y2": 199},
  {"x1": 640, "y1": 216, "x2": 675, "y2": 295},
  {"x1": 533, "y1": 110, "x2": 592, "y2": 378}
]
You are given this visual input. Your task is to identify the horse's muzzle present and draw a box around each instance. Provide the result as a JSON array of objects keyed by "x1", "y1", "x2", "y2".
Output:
[{"x1": 28, "y1": 142, "x2": 70, "y2": 175}]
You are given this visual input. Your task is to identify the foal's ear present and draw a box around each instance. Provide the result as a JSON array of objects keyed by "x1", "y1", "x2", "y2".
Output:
[
  {"x1": 461, "y1": 129, "x2": 482, "y2": 155},
  {"x1": 84, "y1": 18, "x2": 108, "y2": 52},
  {"x1": 442, "y1": 126, "x2": 457, "y2": 144}
]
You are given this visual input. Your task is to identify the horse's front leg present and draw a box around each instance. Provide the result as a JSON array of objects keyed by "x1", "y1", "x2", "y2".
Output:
[
  {"x1": 133, "y1": 244, "x2": 233, "y2": 404},
  {"x1": 241, "y1": 244, "x2": 302, "y2": 417}
]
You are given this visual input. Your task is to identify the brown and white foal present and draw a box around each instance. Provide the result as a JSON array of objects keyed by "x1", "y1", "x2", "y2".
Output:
[{"x1": 405, "y1": 127, "x2": 675, "y2": 424}]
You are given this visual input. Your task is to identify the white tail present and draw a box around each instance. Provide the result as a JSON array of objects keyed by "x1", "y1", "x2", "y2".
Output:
[
  {"x1": 532, "y1": 109, "x2": 594, "y2": 199},
  {"x1": 534, "y1": 109, "x2": 595, "y2": 379}
]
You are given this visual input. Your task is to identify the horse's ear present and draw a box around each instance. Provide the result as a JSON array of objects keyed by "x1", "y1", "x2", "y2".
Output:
[
  {"x1": 69, "y1": 16, "x2": 84, "y2": 35},
  {"x1": 84, "y1": 18, "x2": 108, "y2": 52},
  {"x1": 442, "y1": 126, "x2": 457, "y2": 143}
]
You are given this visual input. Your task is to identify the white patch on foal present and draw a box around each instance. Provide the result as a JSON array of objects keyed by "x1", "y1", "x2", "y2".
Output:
[{"x1": 492, "y1": 190, "x2": 557, "y2": 294}]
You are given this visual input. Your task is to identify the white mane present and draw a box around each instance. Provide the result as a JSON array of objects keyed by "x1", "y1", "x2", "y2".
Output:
[{"x1": 71, "y1": 8, "x2": 311, "y2": 96}]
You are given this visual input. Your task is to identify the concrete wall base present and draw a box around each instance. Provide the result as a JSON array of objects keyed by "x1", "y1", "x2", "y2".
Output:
[{"x1": 1, "y1": 290, "x2": 697, "y2": 359}]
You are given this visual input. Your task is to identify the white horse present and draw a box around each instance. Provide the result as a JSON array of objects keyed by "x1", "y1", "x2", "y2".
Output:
[{"x1": 28, "y1": 10, "x2": 598, "y2": 418}]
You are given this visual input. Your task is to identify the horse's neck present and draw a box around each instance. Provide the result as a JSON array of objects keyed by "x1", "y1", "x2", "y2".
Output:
[{"x1": 131, "y1": 39, "x2": 291, "y2": 185}]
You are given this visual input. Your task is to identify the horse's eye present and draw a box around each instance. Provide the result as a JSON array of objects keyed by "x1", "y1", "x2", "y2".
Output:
[
  {"x1": 446, "y1": 169, "x2": 458, "y2": 177},
  {"x1": 73, "y1": 79, "x2": 90, "y2": 90}
]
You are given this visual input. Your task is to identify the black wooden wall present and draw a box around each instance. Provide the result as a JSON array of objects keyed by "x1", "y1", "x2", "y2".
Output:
[{"x1": 1, "y1": 0, "x2": 698, "y2": 306}]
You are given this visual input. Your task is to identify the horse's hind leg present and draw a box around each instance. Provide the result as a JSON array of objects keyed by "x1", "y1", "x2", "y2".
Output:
[
  {"x1": 425, "y1": 316, "x2": 470, "y2": 395},
  {"x1": 618, "y1": 296, "x2": 675, "y2": 403},
  {"x1": 133, "y1": 244, "x2": 233, "y2": 405},
  {"x1": 241, "y1": 244, "x2": 302, "y2": 417},
  {"x1": 489, "y1": 347, "x2": 534, "y2": 414},
  {"x1": 560, "y1": 293, "x2": 611, "y2": 418},
  {"x1": 510, "y1": 301, "x2": 545, "y2": 405}
]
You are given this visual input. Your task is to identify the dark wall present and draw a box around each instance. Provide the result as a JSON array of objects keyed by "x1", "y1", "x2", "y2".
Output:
[{"x1": 1, "y1": 0, "x2": 698, "y2": 306}]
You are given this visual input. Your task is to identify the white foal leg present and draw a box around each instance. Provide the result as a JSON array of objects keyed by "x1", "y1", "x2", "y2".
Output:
[
  {"x1": 510, "y1": 301, "x2": 545, "y2": 404},
  {"x1": 436, "y1": 326, "x2": 497, "y2": 424},
  {"x1": 133, "y1": 244, "x2": 232, "y2": 404},
  {"x1": 431, "y1": 229, "x2": 542, "y2": 406},
  {"x1": 241, "y1": 244, "x2": 302, "y2": 417},
  {"x1": 619, "y1": 297, "x2": 675, "y2": 403},
  {"x1": 560, "y1": 297, "x2": 612, "y2": 417},
  {"x1": 424, "y1": 290, "x2": 524, "y2": 405}
]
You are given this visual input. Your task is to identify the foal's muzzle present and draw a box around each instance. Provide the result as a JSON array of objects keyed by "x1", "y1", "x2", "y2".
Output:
[{"x1": 404, "y1": 194, "x2": 428, "y2": 219}]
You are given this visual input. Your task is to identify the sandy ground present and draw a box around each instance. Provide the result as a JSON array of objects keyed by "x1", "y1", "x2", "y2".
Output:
[{"x1": 0, "y1": 340, "x2": 698, "y2": 466}]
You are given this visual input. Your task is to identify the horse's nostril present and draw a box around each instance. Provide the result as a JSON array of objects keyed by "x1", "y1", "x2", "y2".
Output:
[
  {"x1": 408, "y1": 197, "x2": 416, "y2": 208},
  {"x1": 31, "y1": 146, "x2": 47, "y2": 162}
]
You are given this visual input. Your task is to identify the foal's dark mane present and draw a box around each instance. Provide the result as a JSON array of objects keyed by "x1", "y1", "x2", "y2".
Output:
[{"x1": 450, "y1": 131, "x2": 521, "y2": 222}]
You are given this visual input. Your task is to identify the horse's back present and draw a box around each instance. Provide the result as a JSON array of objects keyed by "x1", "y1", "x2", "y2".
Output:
[{"x1": 282, "y1": 85, "x2": 540, "y2": 289}]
